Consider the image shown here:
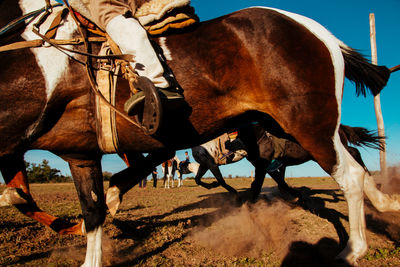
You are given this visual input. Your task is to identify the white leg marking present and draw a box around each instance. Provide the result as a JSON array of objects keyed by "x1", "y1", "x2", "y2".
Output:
[
  {"x1": 0, "y1": 194, "x2": 10, "y2": 207},
  {"x1": 82, "y1": 226, "x2": 102, "y2": 267},
  {"x1": 331, "y1": 133, "x2": 368, "y2": 264},
  {"x1": 0, "y1": 188, "x2": 28, "y2": 206},
  {"x1": 81, "y1": 220, "x2": 86, "y2": 235},
  {"x1": 19, "y1": 1, "x2": 77, "y2": 99},
  {"x1": 106, "y1": 186, "x2": 121, "y2": 216},
  {"x1": 0, "y1": 192, "x2": 11, "y2": 207},
  {"x1": 91, "y1": 191, "x2": 98, "y2": 202}
]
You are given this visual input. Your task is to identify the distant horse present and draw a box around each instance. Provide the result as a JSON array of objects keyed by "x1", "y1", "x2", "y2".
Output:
[
  {"x1": 174, "y1": 155, "x2": 200, "y2": 186},
  {"x1": 2, "y1": 2, "x2": 400, "y2": 265},
  {"x1": 162, "y1": 158, "x2": 177, "y2": 188},
  {"x1": 192, "y1": 124, "x2": 384, "y2": 202}
]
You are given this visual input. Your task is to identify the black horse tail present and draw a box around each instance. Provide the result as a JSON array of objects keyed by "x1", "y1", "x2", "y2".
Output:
[
  {"x1": 340, "y1": 44, "x2": 390, "y2": 97},
  {"x1": 339, "y1": 124, "x2": 385, "y2": 151}
]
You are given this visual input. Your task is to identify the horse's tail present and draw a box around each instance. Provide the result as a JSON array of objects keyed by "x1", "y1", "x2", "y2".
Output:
[
  {"x1": 340, "y1": 44, "x2": 390, "y2": 97},
  {"x1": 339, "y1": 124, "x2": 385, "y2": 151}
]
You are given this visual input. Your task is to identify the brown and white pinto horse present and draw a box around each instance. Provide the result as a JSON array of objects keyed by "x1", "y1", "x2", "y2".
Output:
[
  {"x1": 173, "y1": 155, "x2": 199, "y2": 186},
  {"x1": 161, "y1": 158, "x2": 177, "y2": 188},
  {"x1": 1, "y1": 1, "x2": 399, "y2": 265}
]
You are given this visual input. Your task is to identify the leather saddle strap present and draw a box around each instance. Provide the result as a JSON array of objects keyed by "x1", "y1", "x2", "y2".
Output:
[{"x1": 95, "y1": 45, "x2": 121, "y2": 153}]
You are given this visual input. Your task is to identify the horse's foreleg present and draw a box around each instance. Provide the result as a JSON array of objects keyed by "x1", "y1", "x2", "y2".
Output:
[
  {"x1": 329, "y1": 143, "x2": 368, "y2": 264},
  {"x1": 169, "y1": 166, "x2": 174, "y2": 188},
  {"x1": 163, "y1": 172, "x2": 167, "y2": 188},
  {"x1": 68, "y1": 157, "x2": 105, "y2": 267},
  {"x1": 270, "y1": 166, "x2": 302, "y2": 199},
  {"x1": 167, "y1": 174, "x2": 172, "y2": 188},
  {"x1": 164, "y1": 175, "x2": 169, "y2": 189},
  {"x1": 250, "y1": 163, "x2": 268, "y2": 201},
  {"x1": 209, "y1": 164, "x2": 241, "y2": 202},
  {"x1": 107, "y1": 153, "x2": 146, "y2": 215},
  {"x1": 179, "y1": 173, "x2": 184, "y2": 187},
  {"x1": 0, "y1": 154, "x2": 84, "y2": 235},
  {"x1": 297, "y1": 132, "x2": 368, "y2": 264},
  {"x1": 107, "y1": 150, "x2": 173, "y2": 215},
  {"x1": 194, "y1": 164, "x2": 218, "y2": 189}
]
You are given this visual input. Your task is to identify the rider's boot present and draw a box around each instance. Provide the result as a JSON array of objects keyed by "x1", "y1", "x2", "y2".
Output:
[{"x1": 106, "y1": 14, "x2": 184, "y2": 116}]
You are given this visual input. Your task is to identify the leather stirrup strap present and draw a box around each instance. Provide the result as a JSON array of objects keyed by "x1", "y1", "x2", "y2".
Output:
[{"x1": 44, "y1": 8, "x2": 69, "y2": 39}]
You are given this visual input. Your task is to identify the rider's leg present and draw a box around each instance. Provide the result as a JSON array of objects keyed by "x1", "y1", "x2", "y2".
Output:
[
  {"x1": 105, "y1": 15, "x2": 184, "y2": 115},
  {"x1": 106, "y1": 15, "x2": 168, "y2": 88}
]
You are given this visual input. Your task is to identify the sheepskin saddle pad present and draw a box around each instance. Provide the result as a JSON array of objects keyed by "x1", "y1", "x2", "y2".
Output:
[{"x1": 69, "y1": 0, "x2": 199, "y2": 36}]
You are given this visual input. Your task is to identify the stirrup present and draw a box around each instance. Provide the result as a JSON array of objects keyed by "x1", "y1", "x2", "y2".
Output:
[{"x1": 132, "y1": 76, "x2": 163, "y2": 135}]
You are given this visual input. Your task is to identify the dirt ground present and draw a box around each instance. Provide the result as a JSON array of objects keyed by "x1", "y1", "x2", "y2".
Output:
[{"x1": 1, "y1": 176, "x2": 400, "y2": 266}]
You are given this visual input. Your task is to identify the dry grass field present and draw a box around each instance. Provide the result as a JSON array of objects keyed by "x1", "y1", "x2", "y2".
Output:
[{"x1": 1, "y1": 176, "x2": 400, "y2": 266}]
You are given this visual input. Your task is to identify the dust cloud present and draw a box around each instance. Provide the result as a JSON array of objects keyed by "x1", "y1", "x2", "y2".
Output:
[
  {"x1": 48, "y1": 234, "x2": 118, "y2": 266},
  {"x1": 375, "y1": 164, "x2": 400, "y2": 194},
  {"x1": 49, "y1": 243, "x2": 86, "y2": 264},
  {"x1": 368, "y1": 165, "x2": 400, "y2": 241},
  {"x1": 189, "y1": 200, "x2": 299, "y2": 259}
]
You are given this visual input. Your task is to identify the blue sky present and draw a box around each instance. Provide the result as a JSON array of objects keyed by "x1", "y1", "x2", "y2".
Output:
[{"x1": 1, "y1": 0, "x2": 400, "y2": 183}]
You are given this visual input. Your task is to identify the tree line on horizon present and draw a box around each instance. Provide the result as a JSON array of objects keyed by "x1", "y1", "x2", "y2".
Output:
[
  {"x1": 25, "y1": 160, "x2": 71, "y2": 183},
  {"x1": 23, "y1": 160, "x2": 117, "y2": 183},
  {"x1": 13, "y1": 159, "x2": 258, "y2": 184},
  {"x1": 4, "y1": 159, "x2": 395, "y2": 185}
]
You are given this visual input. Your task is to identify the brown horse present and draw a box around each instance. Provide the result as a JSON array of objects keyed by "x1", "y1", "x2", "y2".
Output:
[{"x1": 1, "y1": 1, "x2": 399, "y2": 265}]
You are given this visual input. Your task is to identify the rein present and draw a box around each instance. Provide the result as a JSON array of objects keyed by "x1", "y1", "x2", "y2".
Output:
[{"x1": 0, "y1": 4, "x2": 62, "y2": 37}]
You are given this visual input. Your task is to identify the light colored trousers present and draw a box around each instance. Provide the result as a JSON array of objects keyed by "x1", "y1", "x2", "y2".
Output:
[{"x1": 90, "y1": 0, "x2": 169, "y2": 88}]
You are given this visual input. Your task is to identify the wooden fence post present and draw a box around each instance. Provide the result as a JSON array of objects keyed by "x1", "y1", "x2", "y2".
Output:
[{"x1": 369, "y1": 13, "x2": 387, "y2": 178}]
